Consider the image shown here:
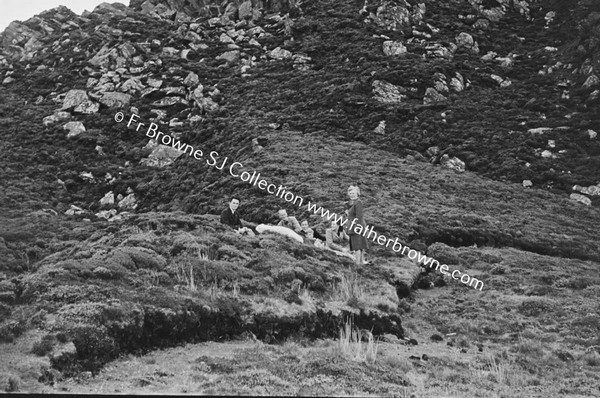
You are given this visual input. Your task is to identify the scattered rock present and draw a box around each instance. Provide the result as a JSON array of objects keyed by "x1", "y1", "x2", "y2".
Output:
[
  {"x1": 269, "y1": 47, "x2": 292, "y2": 60},
  {"x1": 63, "y1": 121, "x2": 86, "y2": 138},
  {"x1": 382, "y1": 41, "x2": 407, "y2": 56},
  {"x1": 369, "y1": 1, "x2": 425, "y2": 31},
  {"x1": 74, "y1": 100, "x2": 100, "y2": 114},
  {"x1": 490, "y1": 74, "x2": 511, "y2": 87},
  {"x1": 120, "y1": 78, "x2": 145, "y2": 94},
  {"x1": 43, "y1": 111, "x2": 71, "y2": 126},
  {"x1": 573, "y1": 184, "x2": 600, "y2": 196},
  {"x1": 588, "y1": 129, "x2": 597, "y2": 139},
  {"x1": 583, "y1": 75, "x2": 599, "y2": 88},
  {"x1": 423, "y1": 87, "x2": 447, "y2": 104},
  {"x1": 455, "y1": 32, "x2": 479, "y2": 54},
  {"x1": 522, "y1": 180, "x2": 533, "y2": 188},
  {"x1": 372, "y1": 80, "x2": 406, "y2": 104},
  {"x1": 3, "y1": 76, "x2": 15, "y2": 84},
  {"x1": 374, "y1": 120, "x2": 386, "y2": 134},
  {"x1": 216, "y1": 50, "x2": 241, "y2": 63},
  {"x1": 118, "y1": 193, "x2": 138, "y2": 210},
  {"x1": 528, "y1": 127, "x2": 552, "y2": 135},
  {"x1": 152, "y1": 97, "x2": 189, "y2": 107},
  {"x1": 449, "y1": 73, "x2": 465, "y2": 92},
  {"x1": 440, "y1": 154, "x2": 465, "y2": 173},
  {"x1": 61, "y1": 89, "x2": 89, "y2": 110},
  {"x1": 540, "y1": 150, "x2": 553, "y2": 158},
  {"x1": 183, "y1": 72, "x2": 199, "y2": 87},
  {"x1": 100, "y1": 191, "x2": 115, "y2": 206},
  {"x1": 219, "y1": 33, "x2": 235, "y2": 44},
  {"x1": 65, "y1": 205, "x2": 86, "y2": 216},
  {"x1": 570, "y1": 193, "x2": 591, "y2": 206},
  {"x1": 140, "y1": 140, "x2": 185, "y2": 168},
  {"x1": 99, "y1": 92, "x2": 132, "y2": 108}
]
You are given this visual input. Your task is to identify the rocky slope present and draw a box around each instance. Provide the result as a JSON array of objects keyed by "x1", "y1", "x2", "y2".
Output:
[{"x1": 0, "y1": 0, "x2": 599, "y2": 394}]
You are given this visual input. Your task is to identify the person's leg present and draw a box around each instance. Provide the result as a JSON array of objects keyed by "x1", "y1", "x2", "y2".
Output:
[{"x1": 354, "y1": 249, "x2": 361, "y2": 265}]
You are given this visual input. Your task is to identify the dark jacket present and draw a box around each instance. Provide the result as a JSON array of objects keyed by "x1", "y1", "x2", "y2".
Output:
[{"x1": 221, "y1": 208, "x2": 242, "y2": 228}]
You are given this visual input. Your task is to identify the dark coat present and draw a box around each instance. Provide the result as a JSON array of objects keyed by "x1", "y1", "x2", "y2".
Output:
[
  {"x1": 220, "y1": 208, "x2": 242, "y2": 228},
  {"x1": 347, "y1": 199, "x2": 368, "y2": 251}
]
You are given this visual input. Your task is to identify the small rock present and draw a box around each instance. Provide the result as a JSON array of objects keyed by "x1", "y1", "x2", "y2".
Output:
[
  {"x1": 147, "y1": 78, "x2": 163, "y2": 88},
  {"x1": 43, "y1": 111, "x2": 71, "y2": 126},
  {"x1": 522, "y1": 180, "x2": 533, "y2": 188},
  {"x1": 118, "y1": 193, "x2": 137, "y2": 210},
  {"x1": 455, "y1": 32, "x2": 479, "y2": 54},
  {"x1": 570, "y1": 193, "x2": 591, "y2": 206},
  {"x1": 269, "y1": 47, "x2": 292, "y2": 60},
  {"x1": 473, "y1": 18, "x2": 490, "y2": 29},
  {"x1": 183, "y1": 72, "x2": 199, "y2": 87},
  {"x1": 74, "y1": 100, "x2": 99, "y2": 114},
  {"x1": 219, "y1": 33, "x2": 235, "y2": 44},
  {"x1": 528, "y1": 127, "x2": 552, "y2": 135},
  {"x1": 440, "y1": 154, "x2": 465, "y2": 172},
  {"x1": 2, "y1": 76, "x2": 15, "y2": 84},
  {"x1": 423, "y1": 87, "x2": 447, "y2": 104},
  {"x1": 216, "y1": 50, "x2": 241, "y2": 63},
  {"x1": 583, "y1": 74, "x2": 599, "y2": 88},
  {"x1": 100, "y1": 191, "x2": 115, "y2": 206},
  {"x1": 541, "y1": 150, "x2": 553, "y2": 158},
  {"x1": 588, "y1": 129, "x2": 597, "y2": 139},
  {"x1": 449, "y1": 73, "x2": 464, "y2": 92},
  {"x1": 382, "y1": 41, "x2": 407, "y2": 56},
  {"x1": 372, "y1": 80, "x2": 406, "y2": 104},
  {"x1": 374, "y1": 120, "x2": 386, "y2": 134},
  {"x1": 61, "y1": 89, "x2": 89, "y2": 110},
  {"x1": 63, "y1": 121, "x2": 86, "y2": 138},
  {"x1": 99, "y1": 92, "x2": 132, "y2": 108}
]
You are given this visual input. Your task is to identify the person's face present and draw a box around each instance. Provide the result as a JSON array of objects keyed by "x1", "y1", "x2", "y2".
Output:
[
  {"x1": 348, "y1": 189, "x2": 358, "y2": 200},
  {"x1": 331, "y1": 221, "x2": 338, "y2": 229},
  {"x1": 301, "y1": 221, "x2": 309, "y2": 230},
  {"x1": 278, "y1": 211, "x2": 288, "y2": 220},
  {"x1": 230, "y1": 199, "x2": 240, "y2": 211}
]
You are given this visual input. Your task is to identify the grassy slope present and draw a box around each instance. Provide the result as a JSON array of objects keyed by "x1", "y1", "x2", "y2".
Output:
[{"x1": 0, "y1": 0, "x2": 599, "y2": 395}]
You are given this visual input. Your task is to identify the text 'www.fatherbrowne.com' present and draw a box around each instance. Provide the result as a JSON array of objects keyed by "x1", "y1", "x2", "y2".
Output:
[{"x1": 116, "y1": 112, "x2": 484, "y2": 291}]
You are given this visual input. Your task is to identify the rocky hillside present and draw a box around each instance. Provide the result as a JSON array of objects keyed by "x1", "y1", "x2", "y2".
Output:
[{"x1": 0, "y1": 0, "x2": 599, "y2": 394}]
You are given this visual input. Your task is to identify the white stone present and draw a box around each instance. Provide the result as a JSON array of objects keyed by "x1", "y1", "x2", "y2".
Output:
[
  {"x1": 63, "y1": 121, "x2": 86, "y2": 138},
  {"x1": 570, "y1": 193, "x2": 591, "y2": 206},
  {"x1": 100, "y1": 191, "x2": 115, "y2": 206},
  {"x1": 382, "y1": 41, "x2": 407, "y2": 56}
]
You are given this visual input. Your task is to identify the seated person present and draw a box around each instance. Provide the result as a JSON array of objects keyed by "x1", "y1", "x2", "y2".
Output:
[
  {"x1": 276, "y1": 209, "x2": 302, "y2": 233},
  {"x1": 324, "y1": 221, "x2": 354, "y2": 260},
  {"x1": 300, "y1": 220, "x2": 326, "y2": 244},
  {"x1": 220, "y1": 196, "x2": 255, "y2": 236}
]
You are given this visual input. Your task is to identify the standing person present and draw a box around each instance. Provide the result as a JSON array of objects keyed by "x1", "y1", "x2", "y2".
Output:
[
  {"x1": 347, "y1": 185, "x2": 368, "y2": 265},
  {"x1": 220, "y1": 196, "x2": 254, "y2": 235}
]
